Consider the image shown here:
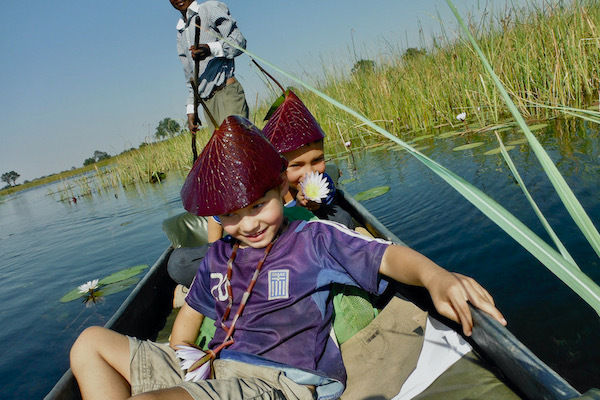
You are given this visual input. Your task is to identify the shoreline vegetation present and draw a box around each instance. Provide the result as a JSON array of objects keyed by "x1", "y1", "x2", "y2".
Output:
[{"x1": 2, "y1": 0, "x2": 599, "y2": 197}]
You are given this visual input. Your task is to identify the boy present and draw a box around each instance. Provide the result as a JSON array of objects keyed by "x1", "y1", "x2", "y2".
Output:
[
  {"x1": 70, "y1": 116, "x2": 507, "y2": 400},
  {"x1": 169, "y1": 0, "x2": 249, "y2": 132},
  {"x1": 262, "y1": 91, "x2": 355, "y2": 229}
]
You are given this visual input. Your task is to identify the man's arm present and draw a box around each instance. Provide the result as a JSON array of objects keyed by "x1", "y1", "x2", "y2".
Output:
[
  {"x1": 200, "y1": 3, "x2": 246, "y2": 58},
  {"x1": 378, "y1": 244, "x2": 506, "y2": 336},
  {"x1": 170, "y1": 302, "x2": 204, "y2": 350}
]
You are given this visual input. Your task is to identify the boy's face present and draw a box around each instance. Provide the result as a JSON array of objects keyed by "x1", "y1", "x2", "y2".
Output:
[
  {"x1": 169, "y1": 0, "x2": 193, "y2": 12},
  {"x1": 283, "y1": 141, "x2": 326, "y2": 191},
  {"x1": 219, "y1": 186, "x2": 286, "y2": 249}
]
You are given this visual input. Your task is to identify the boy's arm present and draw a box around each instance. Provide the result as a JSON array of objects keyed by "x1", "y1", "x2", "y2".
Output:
[
  {"x1": 170, "y1": 302, "x2": 204, "y2": 350},
  {"x1": 379, "y1": 244, "x2": 506, "y2": 336}
]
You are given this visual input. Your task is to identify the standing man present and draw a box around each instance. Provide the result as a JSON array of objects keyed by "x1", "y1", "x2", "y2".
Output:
[{"x1": 169, "y1": 0, "x2": 249, "y2": 133}]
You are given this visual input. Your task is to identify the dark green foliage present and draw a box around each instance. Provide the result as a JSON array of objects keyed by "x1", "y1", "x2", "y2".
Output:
[
  {"x1": 1, "y1": 171, "x2": 20, "y2": 186},
  {"x1": 155, "y1": 118, "x2": 182, "y2": 139},
  {"x1": 351, "y1": 59, "x2": 375, "y2": 75},
  {"x1": 402, "y1": 47, "x2": 427, "y2": 60},
  {"x1": 83, "y1": 150, "x2": 111, "y2": 166}
]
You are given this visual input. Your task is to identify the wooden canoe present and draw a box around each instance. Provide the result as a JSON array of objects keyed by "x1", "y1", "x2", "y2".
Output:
[{"x1": 44, "y1": 191, "x2": 582, "y2": 400}]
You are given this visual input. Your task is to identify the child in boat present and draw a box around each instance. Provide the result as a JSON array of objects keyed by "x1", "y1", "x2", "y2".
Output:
[
  {"x1": 262, "y1": 90, "x2": 355, "y2": 229},
  {"x1": 70, "y1": 116, "x2": 508, "y2": 400},
  {"x1": 203, "y1": 91, "x2": 351, "y2": 245}
]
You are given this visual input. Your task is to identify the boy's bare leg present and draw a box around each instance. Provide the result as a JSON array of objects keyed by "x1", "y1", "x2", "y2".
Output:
[{"x1": 70, "y1": 326, "x2": 132, "y2": 400}]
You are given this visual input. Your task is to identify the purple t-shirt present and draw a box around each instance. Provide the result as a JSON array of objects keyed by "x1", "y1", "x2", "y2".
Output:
[{"x1": 185, "y1": 219, "x2": 390, "y2": 383}]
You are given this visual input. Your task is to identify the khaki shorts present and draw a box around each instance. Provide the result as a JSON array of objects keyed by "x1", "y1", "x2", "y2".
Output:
[
  {"x1": 203, "y1": 80, "x2": 249, "y2": 132},
  {"x1": 128, "y1": 337, "x2": 314, "y2": 400}
]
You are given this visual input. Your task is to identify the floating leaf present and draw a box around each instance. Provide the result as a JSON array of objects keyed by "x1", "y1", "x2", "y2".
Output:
[
  {"x1": 354, "y1": 186, "x2": 390, "y2": 202},
  {"x1": 366, "y1": 145, "x2": 387, "y2": 153},
  {"x1": 60, "y1": 287, "x2": 86, "y2": 303},
  {"x1": 339, "y1": 178, "x2": 356, "y2": 185},
  {"x1": 528, "y1": 123, "x2": 548, "y2": 131},
  {"x1": 507, "y1": 139, "x2": 528, "y2": 146},
  {"x1": 414, "y1": 145, "x2": 430, "y2": 152},
  {"x1": 484, "y1": 146, "x2": 515, "y2": 155},
  {"x1": 439, "y1": 131, "x2": 462, "y2": 138},
  {"x1": 97, "y1": 277, "x2": 141, "y2": 297},
  {"x1": 452, "y1": 142, "x2": 485, "y2": 151},
  {"x1": 120, "y1": 221, "x2": 133, "y2": 227},
  {"x1": 409, "y1": 134, "x2": 434, "y2": 143},
  {"x1": 98, "y1": 265, "x2": 148, "y2": 286}
]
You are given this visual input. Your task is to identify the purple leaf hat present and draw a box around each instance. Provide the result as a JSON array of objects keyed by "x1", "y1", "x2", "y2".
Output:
[
  {"x1": 262, "y1": 91, "x2": 325, "y2": 154},
  {"x1": 181, "y1": 116, "x2": 288, "y2": 216}
]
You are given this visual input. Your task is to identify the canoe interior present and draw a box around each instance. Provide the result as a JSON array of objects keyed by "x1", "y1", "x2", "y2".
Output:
[{"x1": 45, "y1": 192, "x2": 582, "y2": 400}]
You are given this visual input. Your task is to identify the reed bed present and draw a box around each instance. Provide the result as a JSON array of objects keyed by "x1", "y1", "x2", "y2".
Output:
[{"x1": 291, "y1": 0, "x2": 600, "y2": 153}]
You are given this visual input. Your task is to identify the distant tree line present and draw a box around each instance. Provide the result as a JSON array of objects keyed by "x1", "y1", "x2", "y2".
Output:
[
  {"x1": 79, "y1": 117, "x2": 184, "y2": 167},
  {"x1": 83, "y1": 150, "x2": 111, "y2": 166},
  {"x1": 350, "y1": 48, "x2": 427, "y2": 76}
]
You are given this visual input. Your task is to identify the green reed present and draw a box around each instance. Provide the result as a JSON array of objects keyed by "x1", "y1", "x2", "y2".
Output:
[
  {"x1": 104, "y1": 132, "x2": 210, "y2": 187},
  {"x1": 279, "y1": 0, "x2": 600, "y2": 154}
]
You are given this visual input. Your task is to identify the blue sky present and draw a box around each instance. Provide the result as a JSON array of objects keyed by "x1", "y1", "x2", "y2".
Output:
[{"x1": 0, "y1": 1, "x2": 491, "y2": 182}]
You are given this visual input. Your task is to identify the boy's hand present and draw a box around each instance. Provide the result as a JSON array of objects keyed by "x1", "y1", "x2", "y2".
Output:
[
  {"x1": 426, "y1": 271, "x2": 507, "y2": 336},
  {"x1": 296, "y1": 190, "x2": 320, "y2": 211}
]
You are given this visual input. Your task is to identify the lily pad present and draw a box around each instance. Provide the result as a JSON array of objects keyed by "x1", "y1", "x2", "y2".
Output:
[
  {"x1": 354, "y1": 186, "x2": 390, "y2": 202},
  {"x1": 97, "y1": 277, "x2": 141, "y2": 296},
  {"x1": 339, "y1": 178, "x2": 356, "y2": 185},
  {"x1": 527, "y1": 123, "x2": 548, "y2": 131},
  {"x1": 438, "y1": 131, "x2": 462, "y2": 138},
  {"x1": 494, "y1": 127, "x2": 514, "y2": 133},
  {"x1": 59, "y1": 287, "x2": 86, "y2": 303},
  {"x1": 366, "y1": 144, "x2": 387, "y2": 152},
  {"x1": 452, "y1": 142, "x2": 485, "y2": 151},
  {"x1": 506, "y1": 138, "x2": 528, "y2": 145},
  {"x1": 98, "y1": 264, "x2": 148, "y2": 286},
  {"x1": 484, "y1": 146, "x2": 515, "y2": 155},
  {"x1": 409, "y1": 134, "x2": 434, "y2": 143}
]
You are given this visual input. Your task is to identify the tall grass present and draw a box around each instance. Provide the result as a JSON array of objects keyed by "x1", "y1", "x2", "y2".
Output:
[
  {"x1": 106, "y1": 133, "x2": 208, "y2": 186},
  {"x1": 96, "y1": 0, "x2": 600, "y2": 185},
  {"x1": 292, "y1": 0, "x2": 600, "y2": 153}
]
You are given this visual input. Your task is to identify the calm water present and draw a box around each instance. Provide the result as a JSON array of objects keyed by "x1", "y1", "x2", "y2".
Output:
[{"x1": 1, "y1": 120, "x2": 598, "y2": 398}]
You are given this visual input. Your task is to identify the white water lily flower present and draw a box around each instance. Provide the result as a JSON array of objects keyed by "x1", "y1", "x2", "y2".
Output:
[
  {"x1": 176, "y1": 345, "x2": 211, "y2": 382},
  {"x1": 78, "y1": 279, "x2": 99, "y2": 294},
  {"x1": 456, "y1": 112, "x2": 467, "y2": 121},
  {"x1": 300, "y1": 171, "x2": 330, "y2": 203}
]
